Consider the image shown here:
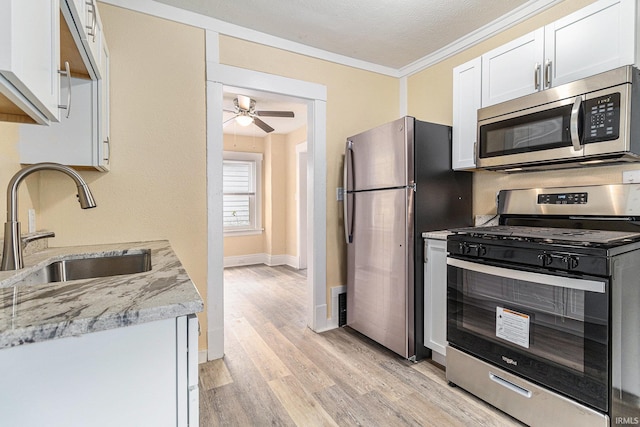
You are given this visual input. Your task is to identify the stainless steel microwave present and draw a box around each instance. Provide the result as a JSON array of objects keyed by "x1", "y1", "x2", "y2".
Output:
[{"x1": 477, "y1": 65, "x2": 640, "y2": 171}]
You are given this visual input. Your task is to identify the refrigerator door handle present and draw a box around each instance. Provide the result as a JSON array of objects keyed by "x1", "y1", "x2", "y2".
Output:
[{"x1": 344, "y1": 141, "x2": 354, "y2": 244}]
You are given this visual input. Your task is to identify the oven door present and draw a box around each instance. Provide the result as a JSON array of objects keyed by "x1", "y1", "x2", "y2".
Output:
[{"x1": 447, "y1": 257, "x2": 609, "y2": 412}]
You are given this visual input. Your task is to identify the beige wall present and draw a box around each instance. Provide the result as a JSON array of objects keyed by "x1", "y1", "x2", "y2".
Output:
[
  {"x1": 35, "y1": 5, "x2": 208, "y2": 349},
  {"x1": 405, "y1": 0, "x2": 639, "y2": 217},
  {"x1": 0, "y1": 123, "x2": 39, "y2": 231},
  {"x1": 264, "y1": 133, "x2": 287, "y2": 256},
  {"x1": 219, "y1": 35, "x2": 400, "y2": 293},
  {"x1": 285, "y1": 126, "x2": 308, "y2": 257}
]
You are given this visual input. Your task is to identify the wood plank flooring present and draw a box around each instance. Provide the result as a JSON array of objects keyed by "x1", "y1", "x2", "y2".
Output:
[{"x1": 199, "y1": 264, "x2": 524, "y2": 426}]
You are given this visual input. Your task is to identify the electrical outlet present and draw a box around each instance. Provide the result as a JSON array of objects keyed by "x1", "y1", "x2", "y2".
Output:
[
  {"x1": 623, "y1": 170, "x2": 640, "y2": 183},
  {"x1": 28, "y1": 209, "x2": 36, "y2": 233}
]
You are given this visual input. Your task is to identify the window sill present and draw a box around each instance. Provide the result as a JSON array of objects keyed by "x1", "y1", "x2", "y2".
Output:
[{"x1": 224, "y1": 229, "x2": 264, "y2": 237}]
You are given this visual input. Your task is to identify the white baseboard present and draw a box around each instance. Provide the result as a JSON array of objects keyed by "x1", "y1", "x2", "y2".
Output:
[
  {"x1": 198, "y1": 350, "x2": 209, "y2": 364},
  {"x1": 224, "y1": 253, "x2": 299, "y2": 269}
]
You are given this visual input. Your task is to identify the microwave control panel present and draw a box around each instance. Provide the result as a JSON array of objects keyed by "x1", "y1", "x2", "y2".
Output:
[{"x1": 583, "y1": 92, "x2": 620, "y2": 143}]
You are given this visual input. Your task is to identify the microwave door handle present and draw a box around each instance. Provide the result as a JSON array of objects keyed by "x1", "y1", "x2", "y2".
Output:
[{"x1": 570, "y1": 96, "x2": 583, "y2": 151}]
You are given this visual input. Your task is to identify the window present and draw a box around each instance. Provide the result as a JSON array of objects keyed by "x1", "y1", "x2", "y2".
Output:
[{"x1": 223, "y1": 151, "x2": 262, "y2": 235}]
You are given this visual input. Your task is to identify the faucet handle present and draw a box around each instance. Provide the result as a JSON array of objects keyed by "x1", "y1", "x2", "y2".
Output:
[{"x1": 22, "y1": 231, "x2": 55, "y2": 244}]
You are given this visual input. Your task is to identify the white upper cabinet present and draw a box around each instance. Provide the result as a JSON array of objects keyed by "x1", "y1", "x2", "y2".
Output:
[
  {"x1": 64, "y1": 0, "x2": 104, "y2": 79},
  {"x1": 19, "y1": 0, "x2": 110, "y2": 171},
  {"x1": 544, "y1": 0, "x2": 636, "y2": 87},
  {"x1": 99, "y1": 40, "x2": 111, "y2": 168},
  {"x1": 0, "y1": 0, "x2": 61, "y2": 124},
  {"x1": 481, "y1": 0, "x2": 636, "y2": 107},
  {"x1": 481, "y1": 29, "x2": 545, "y2": 107},
  {"x1": 452, "y1": 57, "x2": 481, "y2": 170}
]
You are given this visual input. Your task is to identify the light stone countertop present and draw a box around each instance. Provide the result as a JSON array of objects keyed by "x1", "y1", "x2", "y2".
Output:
[
  {"x1": 421, "y1": 230, "x2": 451, "y2": 240},
  {"x1": 0, "y1": 240, "x2": 203, "y2": 349}
]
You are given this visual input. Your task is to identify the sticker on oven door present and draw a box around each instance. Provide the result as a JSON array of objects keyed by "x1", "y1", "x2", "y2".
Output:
[{"x1": 496, "y1": 307, "x2": 530, "y2": 349}]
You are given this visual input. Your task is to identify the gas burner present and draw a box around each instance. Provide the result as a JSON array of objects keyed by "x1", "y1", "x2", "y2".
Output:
[{"x1": 451, "y1": 225, "x2": 640, "y2": 246}]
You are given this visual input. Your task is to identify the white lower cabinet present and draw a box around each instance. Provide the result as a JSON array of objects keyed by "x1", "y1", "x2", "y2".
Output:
[
  {"x1": 0, "y1": 315, "x2": 199, "y2": 427},
  {"x1": 423, "y1": 238, "x2": 448, "y2": 366}
]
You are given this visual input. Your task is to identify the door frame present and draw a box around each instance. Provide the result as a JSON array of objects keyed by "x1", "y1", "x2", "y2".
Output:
[
  {"x1": 296, "y1": 142, "x2": 308, "y2": 270},
  {"x1": 206, "y1": 53, "x2": 327, "y2": 360}
]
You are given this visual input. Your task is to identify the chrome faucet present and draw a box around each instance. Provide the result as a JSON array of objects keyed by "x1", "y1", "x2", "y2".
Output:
[{"x1": 1, "y1": 163, "x2": 97, "y2": 270}]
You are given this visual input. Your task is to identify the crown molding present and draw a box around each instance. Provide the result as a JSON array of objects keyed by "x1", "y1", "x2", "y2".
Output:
[
  {"x1": 102, "y1": 0, "x2": 563, "y2": 78},
  {"x1": 398, "y1": 0, "x2": 563, "y2": 77},
  {"x1": 100, "y1": 0, "x2": 400, "y2": 77}
]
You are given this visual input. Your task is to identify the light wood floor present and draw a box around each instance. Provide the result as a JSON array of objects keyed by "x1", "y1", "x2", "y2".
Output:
[{"x1": 199, "y1": 264, "x2": 524, "y2": 426}]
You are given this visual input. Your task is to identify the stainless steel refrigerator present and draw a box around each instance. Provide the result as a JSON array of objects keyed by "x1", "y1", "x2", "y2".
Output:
[{"x1": 343, "y1": 116, "x2": 472, "y2": 360}]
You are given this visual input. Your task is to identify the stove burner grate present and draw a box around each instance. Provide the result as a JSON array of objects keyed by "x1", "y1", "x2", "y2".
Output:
[{"x1": 451, "y1": 225, "x2": 640, "y2": 245}]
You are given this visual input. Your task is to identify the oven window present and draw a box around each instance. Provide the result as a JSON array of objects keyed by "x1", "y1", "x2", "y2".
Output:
[
  {"x1": 459, "y1": 269, "x2": 592, "y2": 371},
  {"x1": 479, "y1": 104, "x2": 573, "y2": 158},
  {"x1": 447, "y1": 262, "x2": 609, "y2": 410}
]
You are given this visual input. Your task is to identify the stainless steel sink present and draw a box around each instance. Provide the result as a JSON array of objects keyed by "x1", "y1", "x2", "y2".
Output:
[{"x1": 19, "y1": 250, "x2": 152, "y2": 285}]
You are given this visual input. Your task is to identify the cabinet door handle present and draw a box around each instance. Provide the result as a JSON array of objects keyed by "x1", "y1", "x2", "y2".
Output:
[
  {"x1": 57, "y1": 61, "x2": 72, "y2": 118},
  {"x1": 533, "y1": 63, "x2": 540, "y2": 90},
  {"x1": 544, "y1": 59, "x2": 552, "y2": 88},
  {"x1": 85, "y1": 0, "x2": 97, "y2": 42},
  {"x1": 103, "y1": 136, "x2": 110, "y2": 164}
]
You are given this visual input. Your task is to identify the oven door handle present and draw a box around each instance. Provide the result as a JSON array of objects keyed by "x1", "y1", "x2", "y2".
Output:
[{"x1": 447, "y1": 258, "x2": 605, "y2": 293}]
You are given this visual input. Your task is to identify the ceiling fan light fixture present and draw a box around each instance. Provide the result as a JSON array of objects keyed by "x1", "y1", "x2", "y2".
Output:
[{"x1": 235, "y1": 114, "x2": 254, "y2": 127}]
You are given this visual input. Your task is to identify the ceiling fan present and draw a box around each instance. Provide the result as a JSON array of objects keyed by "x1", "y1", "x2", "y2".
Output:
[{"x1": 223, "y1": 94, "x2": 295, "y2": 133}]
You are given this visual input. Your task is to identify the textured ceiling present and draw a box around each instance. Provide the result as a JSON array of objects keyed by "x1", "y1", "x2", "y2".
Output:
[{"x1": 154, "y1": 0, "x2": 531, "y2": 69}]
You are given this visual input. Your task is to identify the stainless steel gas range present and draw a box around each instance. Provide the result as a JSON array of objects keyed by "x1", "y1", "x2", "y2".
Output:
[{"x1": 446, "y1": 184, "x2": 640, "y2": 427}]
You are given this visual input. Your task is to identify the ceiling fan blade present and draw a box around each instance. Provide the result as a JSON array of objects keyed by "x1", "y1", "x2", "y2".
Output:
[
  {"x1": 253, "y1": 117, "x2": 275, "y2": 133},
  {"x1": 223, "y1": 117, "x2": 236, "y2": 127},
  {"x1": 237, "y1": 95, "x2": 251, "y2": 111},
  {"x1": 255, "y1": 110, "x2": 295, "y2": 118},
  {"x1": 223, "y1": 108, "x2": 236, "y2": 113}
]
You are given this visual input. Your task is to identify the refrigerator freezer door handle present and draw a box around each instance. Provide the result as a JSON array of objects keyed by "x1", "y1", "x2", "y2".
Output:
[{"x1": 344, "y1": 141, "x2": 354, "y2": 244}]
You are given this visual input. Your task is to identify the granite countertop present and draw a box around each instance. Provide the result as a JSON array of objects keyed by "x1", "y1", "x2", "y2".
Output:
[
  {"x1": 422, "y1": 230, "x2": 451, "y2": 240},
  {"x1": 0, "y1": 240, "x2": 203, "y2": 349}
]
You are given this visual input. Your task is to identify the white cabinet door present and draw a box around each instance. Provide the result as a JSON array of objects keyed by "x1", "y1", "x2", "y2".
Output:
[
  {"x1": 19, "y1": 77, "x2": 104, "y2": 168},
  {"x1": 19, "y1": 2, "x2": 110, "y2": 171},
  {"x1": 99, "y1": 37, "x2": 111, "y2": 169},
  {"x1": 0, "y1": 0, "x2": 60, "y2": 124},
  {"x1": 61, "y1": 0, "x2": 104, "y2": 79},
  {"x1": 176, "y1": 314, "x2": 200, "y2": 427},
  {"x1": 0, "y1": 318, "x2": 181, "y2": 427},
  {"x1": 452, "y1": 57, "x2": 481, "y2": 170},
  {"x1": 481, "y1": 28, "x2": 544, "y2": 107},
  {"x1": 544, "y1": 0, "x2": 635, "y2": 87},
  {"x1": 424, "y1": 238, "x2": 448, "y2": 363}
]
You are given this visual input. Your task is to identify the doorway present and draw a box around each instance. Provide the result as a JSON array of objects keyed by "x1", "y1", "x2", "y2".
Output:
[{"x1": 206, "y1": 62, "x2": 327, "y2": 360}]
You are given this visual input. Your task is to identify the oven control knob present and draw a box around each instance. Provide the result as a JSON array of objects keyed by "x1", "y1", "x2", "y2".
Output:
[
  {"x1": 563, "y1": 255, "x2": 579, "y2": 270},
  {"x1": 537, "y1": 253, "x2": 552, "y2": 267},
  {"x1": 458, "y1": 242, "x2": 470, "y2": 254},
  {"x1": 475, "y1": 245, "x2": 487, "y2": 256}
]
